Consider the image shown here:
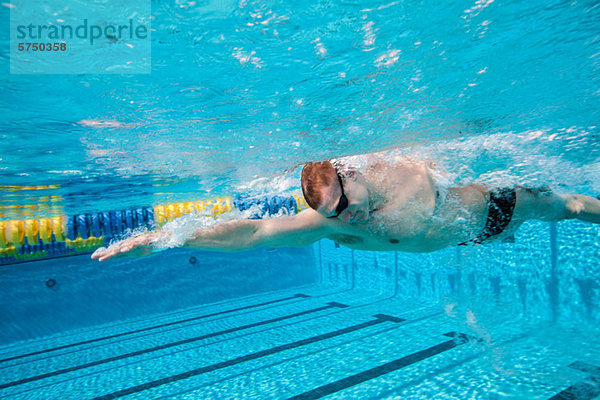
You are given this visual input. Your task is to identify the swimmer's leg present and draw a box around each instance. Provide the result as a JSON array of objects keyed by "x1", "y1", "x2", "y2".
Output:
[
  {"x1": 558, "y1": 193, "x2": 600, "y2": 223},
  {"x1": 513, "y1": 186, "x2": 600, "y2": 224}
]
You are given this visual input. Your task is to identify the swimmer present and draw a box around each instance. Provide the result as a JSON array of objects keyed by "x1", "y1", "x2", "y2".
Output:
[{"x1": 91, "y1": 155, "x2": 600, "y2": 261}]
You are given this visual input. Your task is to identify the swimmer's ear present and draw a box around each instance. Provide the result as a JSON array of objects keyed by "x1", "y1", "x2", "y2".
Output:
[{"x1": 346, "y1": 168, "x2": 357, "y2": 180}]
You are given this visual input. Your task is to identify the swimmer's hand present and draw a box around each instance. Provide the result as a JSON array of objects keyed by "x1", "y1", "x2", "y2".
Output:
[{"x1": 91, "y1": 232, "x2": 164, "y2": 262}]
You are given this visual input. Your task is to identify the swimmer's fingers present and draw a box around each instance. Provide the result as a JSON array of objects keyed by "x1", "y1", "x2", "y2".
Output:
[
  {"x1": 91, "y1": 247, "x2": 108, "y2": 260},
  {"x1": 92, "y1": 235, "x2": 155, "y2": 262},
  {"x1": 90, "y1": 241, "x2": 131, "y2": 262},
  {"x1": 91, "y1": 246, "x2": 121, "y2": 262},
  {"x1": 93, "y1": 244, "x2": 126, "y2": 262}
]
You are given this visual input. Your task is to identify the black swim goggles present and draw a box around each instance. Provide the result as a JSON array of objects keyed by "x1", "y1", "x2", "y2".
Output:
[{"x1": 327, "y1": 171, "x2": 349, "y2": 218}]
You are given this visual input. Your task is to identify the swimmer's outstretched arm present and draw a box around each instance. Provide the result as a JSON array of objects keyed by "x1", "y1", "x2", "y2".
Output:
[{"x1": 91, "y1": 209, "x2": 330, "y2": 262}]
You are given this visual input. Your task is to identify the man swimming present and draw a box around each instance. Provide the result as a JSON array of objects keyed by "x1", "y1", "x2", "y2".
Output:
[{"x1": 92, "y1": 155, "x2": 600, "y2": 261}]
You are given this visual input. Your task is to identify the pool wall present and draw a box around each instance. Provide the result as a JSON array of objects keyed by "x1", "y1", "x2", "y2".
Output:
[
  {"x1": 0, "y1": 246, "x2": 318, "y2": 345},
  {"x1": 319, "y1": 219, "x2": 600, "y2": 323}
]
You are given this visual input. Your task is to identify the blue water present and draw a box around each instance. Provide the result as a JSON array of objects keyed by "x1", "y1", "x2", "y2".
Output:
[
  {"x1": 1, "y1": 0, "x2": 599, "y2": 217},
  {"x1": 1, "y1": 0, "x2": 600, "y2": 398}
]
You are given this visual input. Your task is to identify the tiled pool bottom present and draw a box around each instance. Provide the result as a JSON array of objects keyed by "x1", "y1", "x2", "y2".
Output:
[{"x1": 0, "y1": 285, "x2": 598, "y2": 400}]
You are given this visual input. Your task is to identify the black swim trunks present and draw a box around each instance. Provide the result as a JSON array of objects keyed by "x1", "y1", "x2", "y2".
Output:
[{"x1": 459, "y1": 187, "x2": 516, "y2": 245}]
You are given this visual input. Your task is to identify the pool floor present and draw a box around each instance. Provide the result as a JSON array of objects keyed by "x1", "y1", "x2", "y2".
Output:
[{"x1": 0, "y1": 284, "x2": 598, "y2": 399}]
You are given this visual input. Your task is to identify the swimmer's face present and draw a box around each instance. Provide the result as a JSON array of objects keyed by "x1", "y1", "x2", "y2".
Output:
[{"x1": 317, "y1": 169, "x2": 370, "y2": 224}]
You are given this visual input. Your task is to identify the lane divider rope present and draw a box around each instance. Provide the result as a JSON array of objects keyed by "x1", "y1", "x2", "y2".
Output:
[{"x1": 0, "y1": 192, "x2": 310, "y2": 265}]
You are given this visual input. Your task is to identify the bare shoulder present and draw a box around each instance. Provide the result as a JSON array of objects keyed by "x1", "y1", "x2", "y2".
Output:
[
  {"x1": 363, "y1": 154, "x2": 392, "y2": 175},
  {"x1": 366, "y1": 153, "x2": 430, "y2": 170}
]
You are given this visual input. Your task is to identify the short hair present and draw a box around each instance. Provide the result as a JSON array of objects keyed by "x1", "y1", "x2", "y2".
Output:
[{"x1": 301, "y1": 161, "x2": 338, "y2": 210}]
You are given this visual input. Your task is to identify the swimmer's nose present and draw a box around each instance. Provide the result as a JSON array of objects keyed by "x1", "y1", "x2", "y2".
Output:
[
  {"x1": 355, "y1": 210, "x2": 369, "y2": 223},
  {"x1": 342, "y1": 211, "x2": 353, "y2": 223},
  {"x1": 340, "y1": 208, "x2": 354, "y2": 223},
  {"x1": 343, "y1": 207, "x2": 365, "y2": 224}
]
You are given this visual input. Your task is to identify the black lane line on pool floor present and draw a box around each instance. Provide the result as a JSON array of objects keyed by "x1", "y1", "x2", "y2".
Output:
[
  {"x1": 0, "y1": 300, "x2": 344, "y2": 390},
  {"x1": 288, "y1": 332, "x2": 478, "y2": 400},
  {"x1": 549, "y1": 361, "x2": 600, "y2": 400},
  {"x1": 90, "y1": 314, "x2": 405, "y2": 400},
  {"x1": 0, "y1": 293, "x2": 310, "y2": 364}
]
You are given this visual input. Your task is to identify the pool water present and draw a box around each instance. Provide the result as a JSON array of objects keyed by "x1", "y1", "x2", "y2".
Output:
[
  {"x1": 1, "y1": 0, "x2": 599, "y2": 216},
  {"x1": 1, "y1": 0, "x2": 600, "y2": 398}
]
